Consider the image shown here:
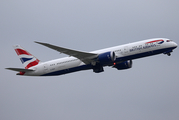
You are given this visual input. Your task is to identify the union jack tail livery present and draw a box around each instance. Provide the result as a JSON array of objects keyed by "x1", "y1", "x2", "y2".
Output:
[{"x1": 13, "y1": 45, "x2": 40, "y2": 69}]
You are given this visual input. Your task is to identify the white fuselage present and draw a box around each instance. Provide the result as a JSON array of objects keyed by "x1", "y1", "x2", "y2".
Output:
[{"x1": 24, "y1": 38, "x2": 177, "y2": 76}]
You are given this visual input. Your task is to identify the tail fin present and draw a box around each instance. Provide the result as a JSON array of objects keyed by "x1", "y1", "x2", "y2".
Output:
[{"x1": 13, "y1": 45, "x2": 40, "y2": 69}]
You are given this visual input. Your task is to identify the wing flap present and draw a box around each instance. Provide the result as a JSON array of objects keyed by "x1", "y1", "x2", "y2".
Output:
[{"x1": 35, "y1": 41, "x2": 98, "y2": 64}]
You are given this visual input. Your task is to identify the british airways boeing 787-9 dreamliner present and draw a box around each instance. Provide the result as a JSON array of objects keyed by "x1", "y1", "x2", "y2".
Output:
[{"x1": 6, "y1": 38, "x2": 177, "y2": 76}]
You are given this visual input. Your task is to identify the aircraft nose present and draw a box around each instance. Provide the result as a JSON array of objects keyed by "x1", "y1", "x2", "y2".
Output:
[{"x1": 173, "y1": 42, "x2": 178, "y2": 48}]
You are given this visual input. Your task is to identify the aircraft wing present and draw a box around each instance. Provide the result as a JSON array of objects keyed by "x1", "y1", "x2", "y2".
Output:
[{"x1": 35, "y1": 41, "x2": 98, "y2": 64}]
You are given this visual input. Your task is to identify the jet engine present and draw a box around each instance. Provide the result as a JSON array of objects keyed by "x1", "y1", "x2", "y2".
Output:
[
  {"x1": 97, "y1": 51, "x2": 116, "y2": 65},
  {"x1": 91, "y1": 51, "x2": 116, "y2": 73},
  {"x1": 113, "y1": 60, "x2": 132, "y2": 70}
]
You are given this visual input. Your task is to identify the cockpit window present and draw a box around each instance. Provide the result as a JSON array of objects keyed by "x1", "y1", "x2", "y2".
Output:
[{"x1": 167, "y1": 40, "x2": 172, "y2": 42}]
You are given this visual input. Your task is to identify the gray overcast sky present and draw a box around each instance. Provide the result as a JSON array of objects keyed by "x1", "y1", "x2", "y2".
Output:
[{"x1": 1, "y1": 0, "x2": 179, "y2": 120}]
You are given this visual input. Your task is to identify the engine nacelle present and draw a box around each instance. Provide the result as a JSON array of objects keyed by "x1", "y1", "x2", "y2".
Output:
[
  {"x1": 97, "y1": 51, "x2": 116, "y2": 65},
  {"x1": 114, "y1": 60, "x2": 132, "y2": 70}
]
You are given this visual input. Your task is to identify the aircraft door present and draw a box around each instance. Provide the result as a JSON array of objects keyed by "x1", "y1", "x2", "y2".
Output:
[
  {"x1": 123, "y1": 46, "x2": 129, "y2": 54},
  {"x1": 43, "y1": 64, "x2": 49, "y2": 73}
]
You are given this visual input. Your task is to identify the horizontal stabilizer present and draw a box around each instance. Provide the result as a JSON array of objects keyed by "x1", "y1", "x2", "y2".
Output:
[{"x1": 6, "y1": 68, "x2": 34, "y2": 72}]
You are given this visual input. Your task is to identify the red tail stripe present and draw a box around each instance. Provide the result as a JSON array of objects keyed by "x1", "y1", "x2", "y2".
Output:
[
  {"x1": 15, "y1": 49, "x2": 32, "y2": 56},
  {"x1": 25, "y1": 59, "x2": 40, "y2": 69}
]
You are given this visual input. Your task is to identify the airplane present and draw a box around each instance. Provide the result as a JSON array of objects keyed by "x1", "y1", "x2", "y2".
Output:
[{"x1": 6, "y1": 38, "x2": 177, "y2": 76}]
